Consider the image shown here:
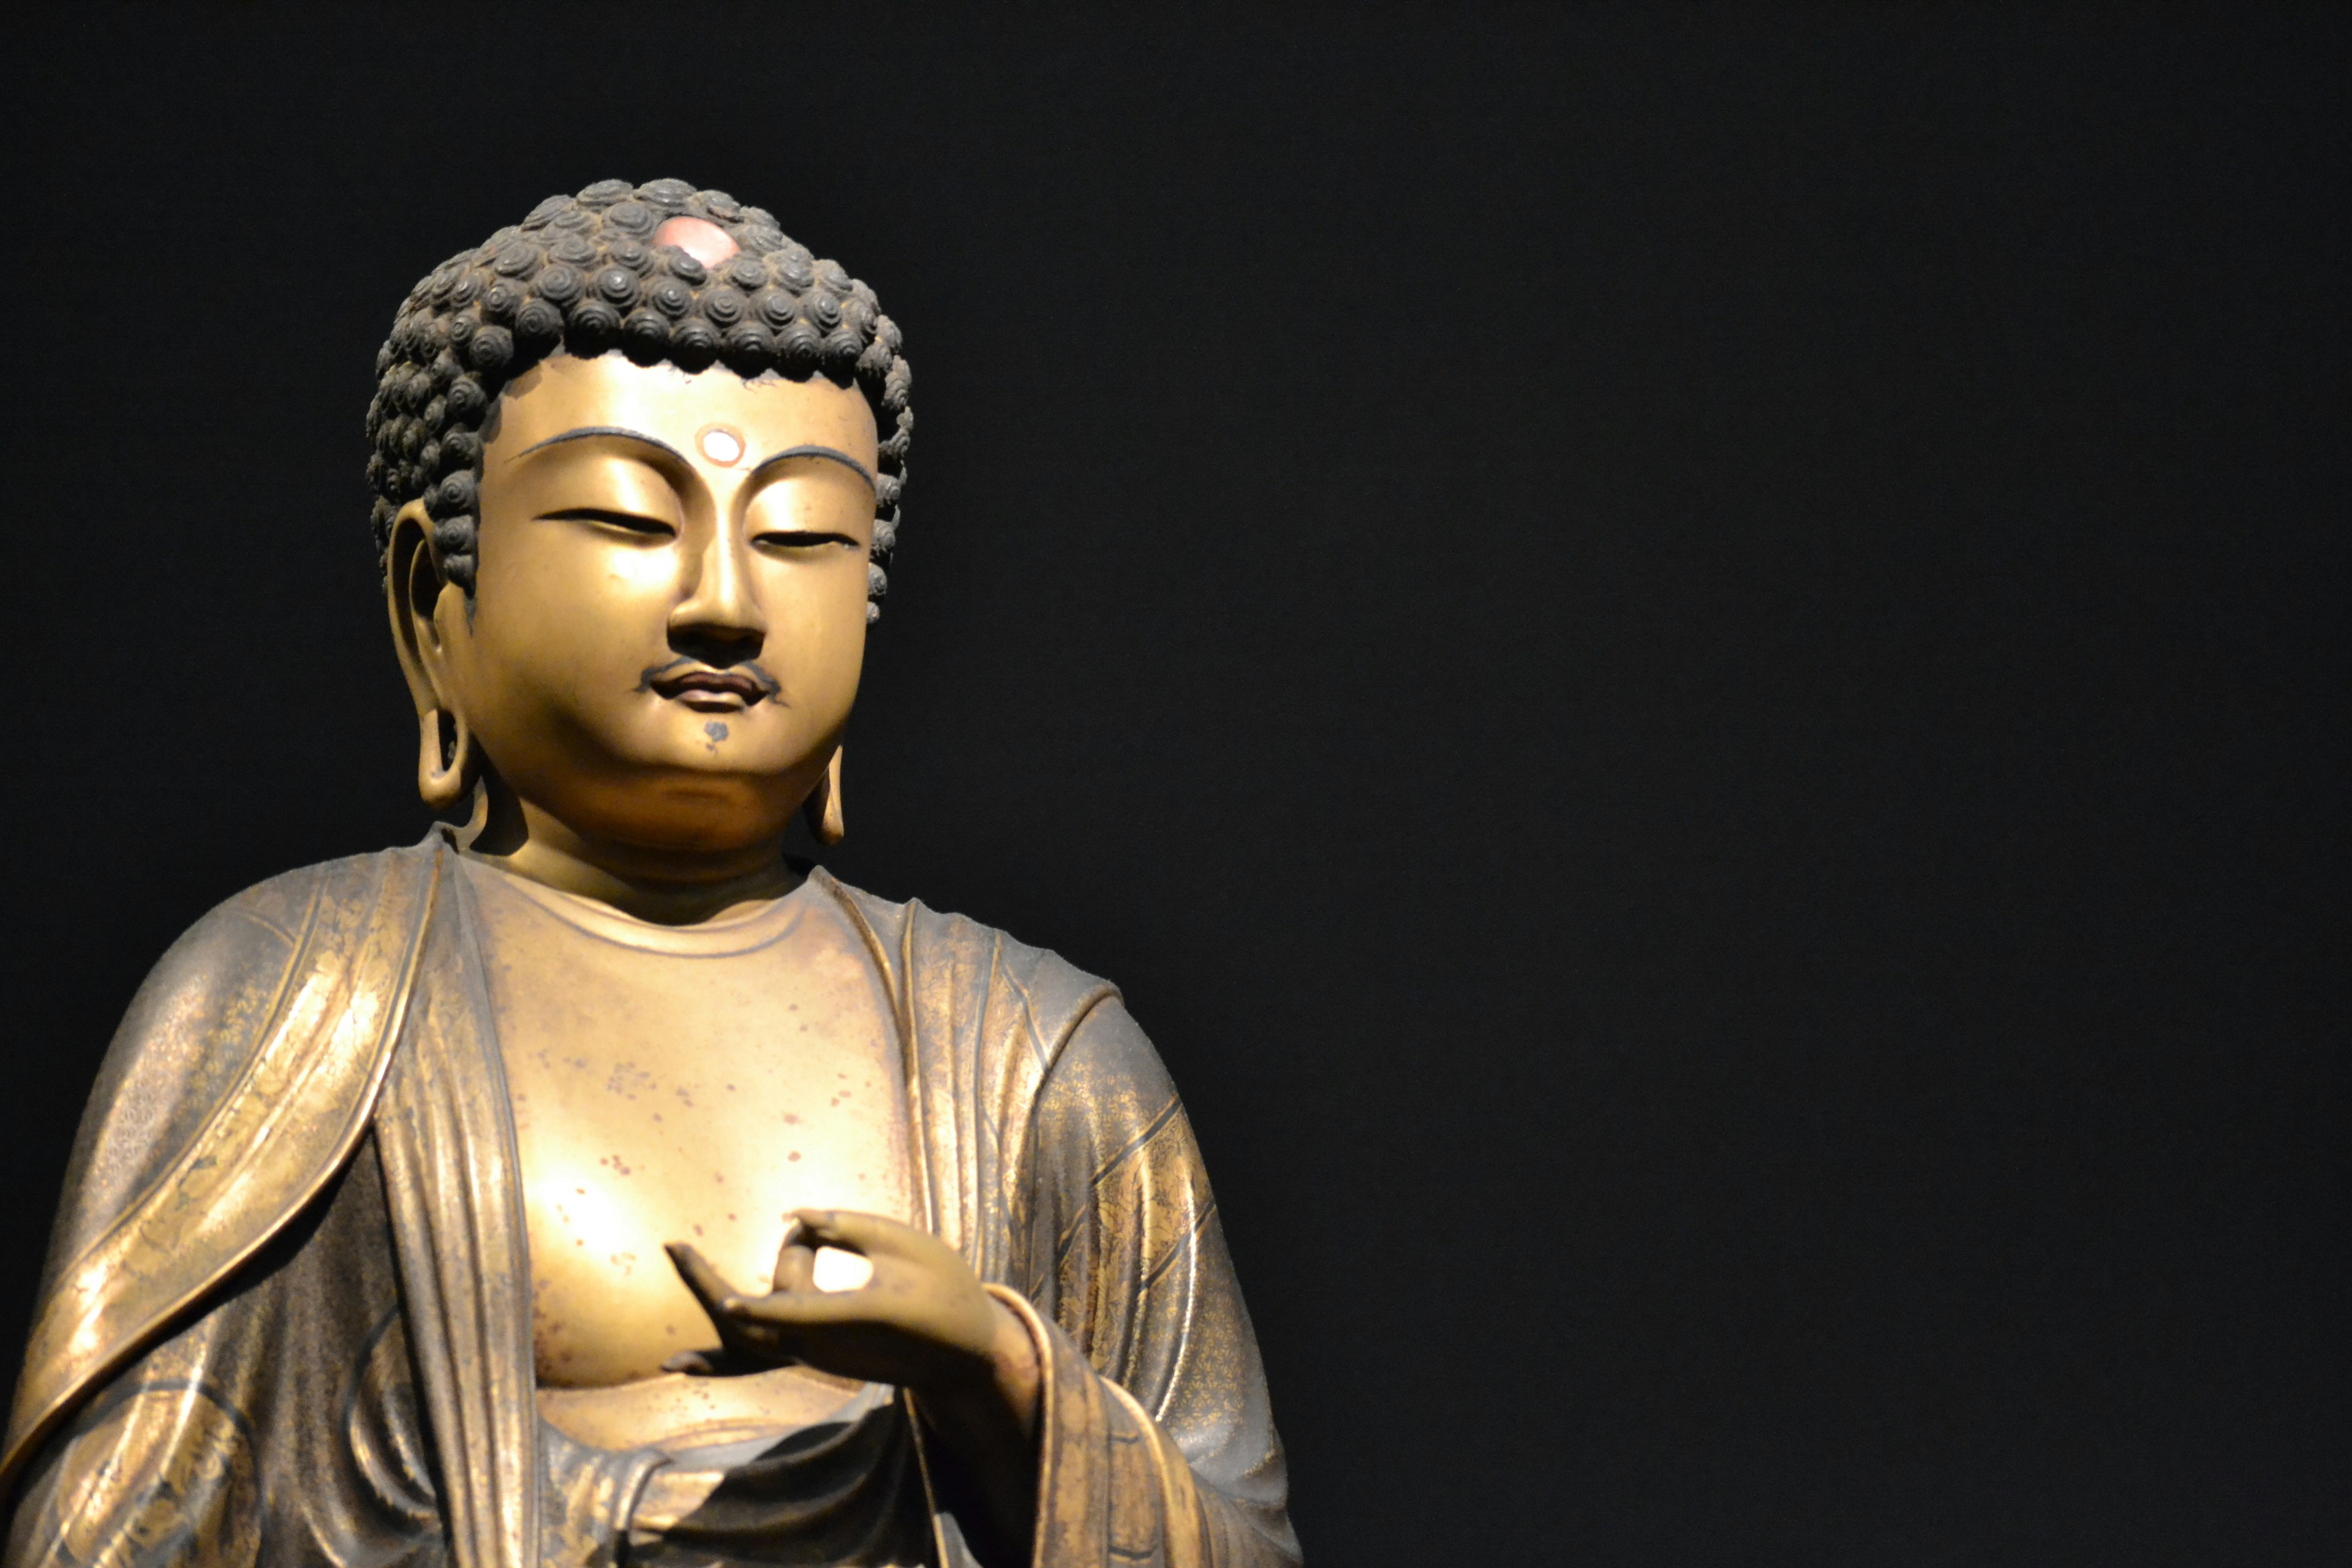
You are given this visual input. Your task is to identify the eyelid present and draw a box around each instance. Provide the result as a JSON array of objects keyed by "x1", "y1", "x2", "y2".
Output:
[
  {"x1": 753, "y1": 529, "x2": 861, "y2": 548},
  {"x1": 544, "y1": 506, "x2": 679, "y2": 536},
  {"x1": 522, "y1": 445, "x2": 687, "y2": 511}
]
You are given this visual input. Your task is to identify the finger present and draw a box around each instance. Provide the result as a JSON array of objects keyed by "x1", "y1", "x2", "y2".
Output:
[
  {"x1": 665, "y1": 1243, "x2": 749, "y2": 1317},
  {"x1": 722, "y1": 1285, "x2": 881, "y2": 1329},
  {"x1": 771, "y1": 1237, "x2": 818, "y2": 1294},
  {"x1": 788, "y1": 1208, "x2": 914, "y2": 1258}
]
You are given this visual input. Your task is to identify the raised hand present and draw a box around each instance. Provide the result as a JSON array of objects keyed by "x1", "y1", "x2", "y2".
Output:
[
  {"x1": 664, "y1": 1210, "x2": 1042, "y2": 1558},
  {"x1": 663, "y1": 1210, "x2": 1025, "y2": 1396}
]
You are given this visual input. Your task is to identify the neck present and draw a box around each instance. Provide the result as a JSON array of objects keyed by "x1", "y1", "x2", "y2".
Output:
[{"x1": 459, "y1": 780, "x2": 802, "y2": 926}]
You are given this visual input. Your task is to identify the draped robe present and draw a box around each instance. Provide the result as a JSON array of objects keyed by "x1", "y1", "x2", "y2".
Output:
[{"x1": 0, "y1": 836, "x2": 1298, "y2": 1567}]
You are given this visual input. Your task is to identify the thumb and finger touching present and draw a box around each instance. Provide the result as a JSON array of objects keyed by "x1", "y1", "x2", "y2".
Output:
[{"x1": 775, "y1": 1210, "x2": 885, "y2": 1293}]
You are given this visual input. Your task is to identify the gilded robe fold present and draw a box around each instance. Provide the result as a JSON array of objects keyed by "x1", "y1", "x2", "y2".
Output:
[{"x1": 1, "y1": 837, "x2": 1298, "y2": 1567}]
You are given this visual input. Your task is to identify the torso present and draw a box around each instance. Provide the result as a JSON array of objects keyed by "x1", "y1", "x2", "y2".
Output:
[{"x1": 458, "y1": 857, "x2": 917, "y2": 1452}]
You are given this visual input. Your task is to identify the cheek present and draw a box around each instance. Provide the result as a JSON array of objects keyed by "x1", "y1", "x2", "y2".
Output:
[
  {"x1": 761, "y1": 562, "x2": 869, "y2": 706},
  {"x1": 460, "y1": 587, "x2": 656, "y2": 738},
  {"x1": 594, "y1": 546, "x2": 682, "y2": 601},
  {"x1": 478, "y1": 535, "x2": 673, "y2": 661}
]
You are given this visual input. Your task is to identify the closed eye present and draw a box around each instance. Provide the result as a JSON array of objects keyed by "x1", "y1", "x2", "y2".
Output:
[
  {"x1": 754, "y1": 530, "x2": 862, "y2": 551},
  {"x1": 544, "y1": 507, "x2": 678, "y2": 540}
]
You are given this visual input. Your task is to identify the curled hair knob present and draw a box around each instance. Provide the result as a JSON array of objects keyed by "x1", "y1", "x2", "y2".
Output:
[
  {"x1": 700, "y1": 286, "x2": 747, "y2": 328},
  {"x1": 720, "y1": 322, "x2": 774, "y2": 374},
  {"x1": 514, "y1": 299, "x2": 564, "y2": 351},
  {"x1": 778, "y1": 322, "x2": 823, "y2": 374},
  {"x1": 620, "y1": 309, "x2": 669, "y2": 364},
  {"x1": 444, "y1": 376, "x2": 488, "y2": 420},
  {"x1": 565, "y1": 298, "x2": 622, "y2": 355},
  {"x1": 774, "y1": 246, "x2": 816, "y2": 291},
  {"x1": 751, "y1": 287, "x2": 797, "y2": 330},
  {"x1": 670, "y1": 319, "x2": 721, "y2": 372},
  {"x1": 533, "y1": 263, "x2": 584, "y2": 306},
  {"x1": 433, "y1": 470, "x2": 477, "y2": 519},
  {"x1": 821, "y1": 326, "x2": 863, "y2": 374},
  {"x1": 603, "y1": 200, "x2": 656, "y2": 236},
  {"x1": 592, "y1": 266, "x2": 639, "y2": 308},
  {"x1": 467, "y1": 325, "x2": 514, "y2": 374}
]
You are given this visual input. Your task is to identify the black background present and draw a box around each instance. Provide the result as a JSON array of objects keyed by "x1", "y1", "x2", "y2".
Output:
[{"x1": 3, "y1": 8, "x2": 2342, "y2": 1562}]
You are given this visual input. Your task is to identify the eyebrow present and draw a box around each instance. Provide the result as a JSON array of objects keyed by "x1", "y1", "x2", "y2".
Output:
[
  {"x1": 747, "y1": 444, "x2": 876, "y2": 488},
  {"x1": 515, "y1": 425, "x2": 693, "y2": 466},
  {"x1": 514, "y1": 427, "x2": 874, "y2": 488}
]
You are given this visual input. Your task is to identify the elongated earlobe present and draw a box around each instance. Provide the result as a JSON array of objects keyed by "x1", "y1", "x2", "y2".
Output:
[
  {"x1": 418, "y1": 704, "x2": 477, "y2": 811},
  {"x1": 804, "y1": 746, "x2": 846, "y2": 845}
]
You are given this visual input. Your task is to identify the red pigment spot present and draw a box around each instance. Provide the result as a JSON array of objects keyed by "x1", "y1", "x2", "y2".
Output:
[{"x1": 655, "y1": 216, "x2": 738, "y2": 268}]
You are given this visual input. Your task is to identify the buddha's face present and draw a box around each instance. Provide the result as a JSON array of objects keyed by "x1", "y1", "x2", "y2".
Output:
[{"x1": 403, "y1": 353, "x2": 878, "y2": 855}]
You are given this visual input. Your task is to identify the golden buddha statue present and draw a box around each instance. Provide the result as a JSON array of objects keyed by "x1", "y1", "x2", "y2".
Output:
[{"x1": 1, "y1": 179, "x2": 1297, "y2": 1568}]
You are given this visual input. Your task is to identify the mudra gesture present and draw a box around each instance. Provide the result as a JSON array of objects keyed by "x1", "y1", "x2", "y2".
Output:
[{"x1": 2, "y1": 179, "x2": 1297, "y2": 1568}]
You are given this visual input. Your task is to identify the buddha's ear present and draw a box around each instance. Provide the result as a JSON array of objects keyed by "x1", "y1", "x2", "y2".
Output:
[
  {"x1": 384, "y1": 500, "x2": 477, "y2": 809},
  {"x1": 384, "y1": 500, "x2": 454, "y2": 714}
]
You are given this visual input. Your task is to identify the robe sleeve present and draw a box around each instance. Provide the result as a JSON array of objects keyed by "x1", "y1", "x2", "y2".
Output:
[
  {"x1": 2, "y1": 1147, "x2": 448, "y2": 1568},
  {"x1": 1012, "y1": 998, "x2": 1300, "y2": 1568}
]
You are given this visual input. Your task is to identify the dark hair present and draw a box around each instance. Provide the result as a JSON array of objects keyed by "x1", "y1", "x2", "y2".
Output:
[{"x1": 366, "y1": 178, "x2": 911, "y2": 620}]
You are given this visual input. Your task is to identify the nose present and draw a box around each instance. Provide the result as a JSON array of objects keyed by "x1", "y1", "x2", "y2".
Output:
[{"x1": 667, "y1": 520, "x2": 767, "y2": 660}]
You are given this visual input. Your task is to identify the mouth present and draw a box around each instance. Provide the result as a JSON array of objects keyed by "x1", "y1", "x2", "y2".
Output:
[{"x1": 641, "y1": 662, "x2": 782, "y2": 714}]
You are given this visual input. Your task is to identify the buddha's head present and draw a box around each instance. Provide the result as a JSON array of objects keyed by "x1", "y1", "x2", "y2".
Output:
[{"x1": 372, "y1": 179, "x2": 910, "y2": 878}]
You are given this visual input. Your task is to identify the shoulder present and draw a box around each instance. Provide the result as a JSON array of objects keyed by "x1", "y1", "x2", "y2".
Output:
[
  {"x1": 7, "y1": 843, "x2": 440, "y2": 1490},
  {"x1": 53, "y1": 844, "x2": 439, "y2": 1269},
  {"x1": 99, "y1": 845, "x2": 428, "y2": 1084},
  {"x1": 809, "y1": 867, "x2": 1125, "y2": 1065}
]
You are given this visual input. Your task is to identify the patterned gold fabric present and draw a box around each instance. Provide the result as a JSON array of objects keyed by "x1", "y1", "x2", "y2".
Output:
[{"x1": 1, "y1": 839, "x2": 1298, "y2": 1567}]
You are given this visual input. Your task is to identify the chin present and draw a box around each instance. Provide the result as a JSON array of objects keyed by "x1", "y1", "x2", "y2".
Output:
[{"x1": 586, "y1": 771, "x2": 799, "y2": 854}]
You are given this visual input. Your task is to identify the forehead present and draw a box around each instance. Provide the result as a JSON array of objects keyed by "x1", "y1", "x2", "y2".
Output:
[{"x1": 484, "y1": 353, "x2": 878, "y2": 467}]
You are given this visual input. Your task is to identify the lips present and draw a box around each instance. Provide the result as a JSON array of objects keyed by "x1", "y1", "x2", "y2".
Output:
[{"x1": 646, "y1": 666, "x2": 779, "y2": 712}]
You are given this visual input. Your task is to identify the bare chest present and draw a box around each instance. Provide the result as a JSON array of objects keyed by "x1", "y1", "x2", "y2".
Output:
[{"x1": 463, "y1": 874, "x2": 917, "y2": 1392}]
